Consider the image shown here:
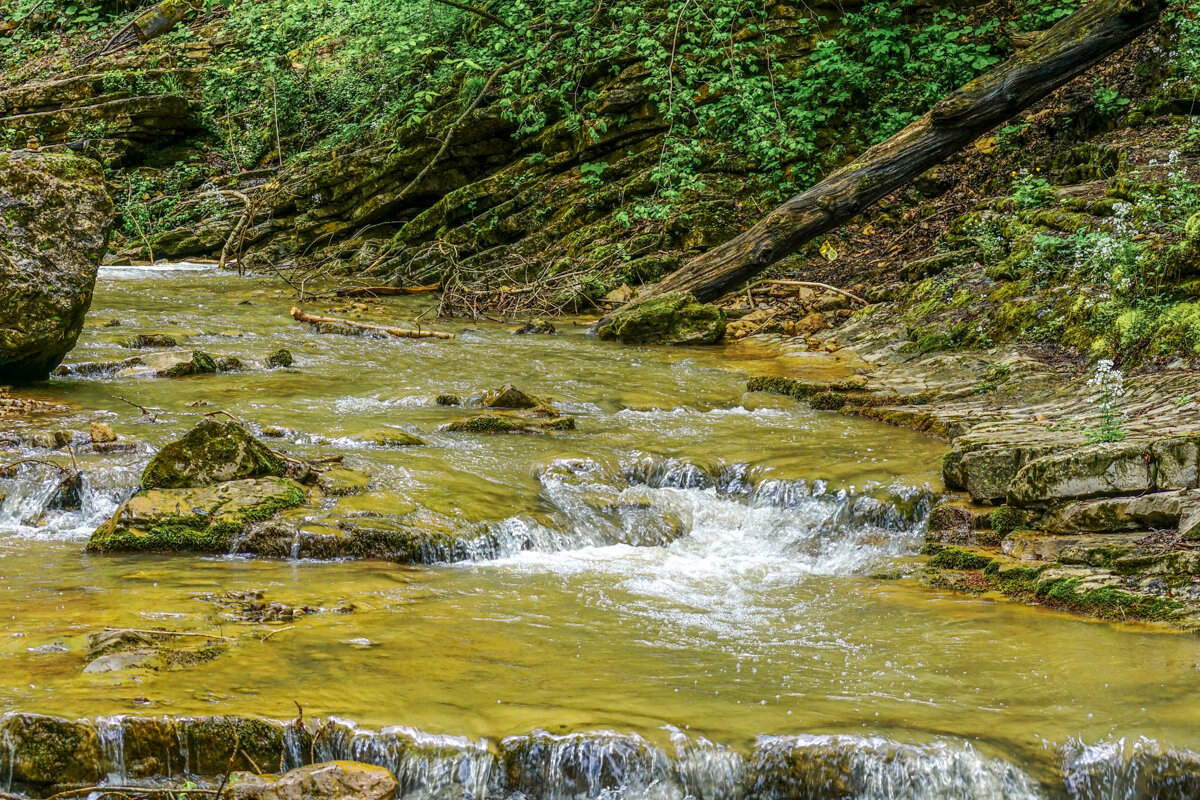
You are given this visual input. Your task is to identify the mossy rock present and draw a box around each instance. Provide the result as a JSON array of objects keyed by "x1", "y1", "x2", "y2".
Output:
[
  {"x1": 265, "y1": 348, "x2": 294, "y2": 368},
  {"x1": 595, "y1": 291, "x2": 725, "y2": 345},
  {"x1": 0, "y1": 713, "x2": 104, "y2": 788},
  {"x1": 0, "y1": 152, "x2": 114, "y2": 383},
  {"x1": 990, "y1": 505, "x2": 1026, "y2": 535},
  {"x1": 363, "y1": 428, "x2": 426, "y2": 447},
  {"x1": 161, "y1": 349, "x2": 219, "y2": 377},
  {"x1": 88, "y1": 477, "x2": 307, "y2": 553},
  {"x1": 472, "y1": 383, "x2": 538, "y2": 409},
  {"x1": 141, "y1": 418, "x2": 288, "y2": 489},
  {"x1": 178, "y1": 716, "x2": 288, "y2": 776},
  {"x1": 440, "y1": 413, "x2": 575, "y2": 433},
  {"x1": 122, "y1": 333, "x2": 178, "y2": 349},
  {"x1": 809, "y1": 391, "x2": 847, "y2": 411}
]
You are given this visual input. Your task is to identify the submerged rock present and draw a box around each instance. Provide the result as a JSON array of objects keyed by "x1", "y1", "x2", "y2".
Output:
[
  {"x1": 83, "y1": 628, "x2": 227, "y2": 674},
  {"x1": 0, "y1": 151, "x2": 114, "y2": 382},
  {"x1": 595, "y1": 290, "x2": 725, "y2": 345},
  {"x1": 141, "y1": 418, "x2": 288, "y2": 489},
  {"x1": 512, "y1": 319, "x2": 557, "y2": 335},
  {"x1": 230, "y1": 761, "x2": 398, "y2": 800},
  {"x1": 88, "y1": 477, "x2": 306, "y2": 553},
  {"x1": 363, "y1": 428, "x2": 426, "y2": 447},
  {"x1": 440, "y1": 413, "x2": 575, "y2": 434}
]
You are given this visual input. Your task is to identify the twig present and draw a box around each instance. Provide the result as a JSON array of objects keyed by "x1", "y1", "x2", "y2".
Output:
[
  {"x1": 0, "y1": 458, "x2": 70, "y2": 475},
  {"x1": 260, "y1": 625, "x2": 294, "y2": 642},
  {"x1": 111, "y1": 394, "x2": 155, "y2": 417},
  {"x1": 203, "y1": 409, "x2": 245, "y2": 424},
  {"x1": 102, "y1": 626, "x2": 235, "y2": 641}
]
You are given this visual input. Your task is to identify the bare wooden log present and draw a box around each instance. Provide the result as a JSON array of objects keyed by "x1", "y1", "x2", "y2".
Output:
[
  {"x1": 632, "y1": 0, "x2": 1165, "y2": 305},
  {"x1": 290, "y1": 307, "x2": 455, "y2": 339}
]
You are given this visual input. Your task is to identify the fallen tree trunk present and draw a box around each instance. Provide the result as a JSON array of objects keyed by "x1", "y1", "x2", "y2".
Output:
[
  {"x1": 95, "y1": 0, "x2": 205, "y2": 59},
  {"x1": 290, "y1": 307, "x2": 455, "y2": 340},
  {"x1": 633, "y1": 0, "x2": 1164, "y2": 305}
]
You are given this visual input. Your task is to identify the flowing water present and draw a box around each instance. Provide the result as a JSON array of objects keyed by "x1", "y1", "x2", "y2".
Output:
[{"x1": 3, "y1": 264, "x2": 1200, "y2": 797}]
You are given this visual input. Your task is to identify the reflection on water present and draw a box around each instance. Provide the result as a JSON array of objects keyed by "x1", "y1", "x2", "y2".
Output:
[{"x1": 1, "y1": 265, "x2": 1199, "y2": 795}]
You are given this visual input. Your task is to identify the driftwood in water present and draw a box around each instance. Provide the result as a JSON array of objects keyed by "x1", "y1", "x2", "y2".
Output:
[
  {"x1": 290, "y1": 307, "x2": 454, "y2": 340},
  {"x1": 631, "y1": 0, "x2": 1164, "y2": 305}
]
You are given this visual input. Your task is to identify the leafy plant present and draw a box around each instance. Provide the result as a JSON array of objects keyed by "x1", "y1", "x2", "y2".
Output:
[{"x1": 1011, "y1": 174, "x2": 1057, "y2": 209}]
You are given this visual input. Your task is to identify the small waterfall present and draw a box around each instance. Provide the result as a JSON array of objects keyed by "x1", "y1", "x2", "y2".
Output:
[
  {"x1": 0, "y1": 463, "x2": 124, "y2": 539},
  {"x1": 96, "y1": 716, "x2": 126, "y2": 784},
  {"x1": 501, "y1": 730, "x2": 682, "y2": 800},
  {"x1": 1062, "y1": 737, "x2": 1200, "y2": 800},
  {"x1": 6, "y1": 713, "x2": 1200, "y2": 800},
  {"x1": 748, "y1": 734, "x2": 1043, "y2": 800},
  {"x1": 314, "y1": 719, "x2": 496, "y2": 800},
  {"x1": 462, "y1": 456, "x2": 937, "y2": 569},
  {"x1": 668, "y1": 729, "x2": 746, "y2": 800}
]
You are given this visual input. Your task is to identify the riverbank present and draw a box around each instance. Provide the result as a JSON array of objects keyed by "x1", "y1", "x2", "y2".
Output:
[{"x1": 738, "y1": 311, "x2": 1200, "y2": 629}]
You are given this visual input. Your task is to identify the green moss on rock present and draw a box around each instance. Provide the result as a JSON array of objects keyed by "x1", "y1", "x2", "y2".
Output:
[
  {"x1": 141, "y1": 418, "x2": 288, "y2": 489},
  {"x1": 595, "y1": 291, "x2": 725, "y2": 345},
  {"x1": 88, "y1": 477, "x2": 306, "y2": 553},
  {"x1": 990, "y1": 505, "x2": 1025, "y2": 535}
]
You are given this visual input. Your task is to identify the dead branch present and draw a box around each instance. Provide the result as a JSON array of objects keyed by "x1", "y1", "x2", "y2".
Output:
[
  {"x1": 325, "y1": 283, "x2": 440, "y2": 298},
  {"x1": 745, "y1": 280, "x2": 868, "y2": 306},
  {"x1": 290, "y1": 307, "x2": 455, "y2": 339}
]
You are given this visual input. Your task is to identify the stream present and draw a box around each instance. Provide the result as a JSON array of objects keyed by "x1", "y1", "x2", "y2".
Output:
[{"x1": 2, "y1": 264, "x2": 1200, "y2": 798}]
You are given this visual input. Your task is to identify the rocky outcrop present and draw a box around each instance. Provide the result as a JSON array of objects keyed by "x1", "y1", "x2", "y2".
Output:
[
  {"x1": 141, "y1": 418, "x2": 288, "y2": 489},
  {"x1": 595, "y1": 291, "x2": 725, "y2": 345},
  {"x1": 0, "y1": 151, "x2": 113, "y2": 381},
  {"x1": 0, "y1": 67, "x2": 204, "y2": 163}
]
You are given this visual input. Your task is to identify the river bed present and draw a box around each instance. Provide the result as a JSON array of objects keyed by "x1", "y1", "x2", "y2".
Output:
[{"x1": 2, "y1": 264, "x2": 1199, "y2": 797}]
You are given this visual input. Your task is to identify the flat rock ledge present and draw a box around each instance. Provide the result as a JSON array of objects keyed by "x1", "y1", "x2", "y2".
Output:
[{"x1": 746, "y1": 323, "x2": 1200, "y2": 629}]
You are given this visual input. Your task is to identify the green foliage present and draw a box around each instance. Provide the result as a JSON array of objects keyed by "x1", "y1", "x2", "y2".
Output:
[
  {"x1": 189, "y1": 0, "x2": 1008, "y2": 220},
  {"x1": 1014, "y1": 0, "x2": 1079, "y2": 31},
  {"x1": 1092, "y1": 83, "x2": 1130, "y2": 119},
  {"x1": 1011, "y1": 174, "x2": 1057, "y2": 209}
]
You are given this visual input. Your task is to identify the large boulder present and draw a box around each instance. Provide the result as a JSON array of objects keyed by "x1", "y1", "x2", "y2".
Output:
[
  {"x1": 0, "y1": 151, "x2": 113, "y2": 381},
  {"x1": 88, "y1": 477, "x2": 307, "y2": 553},
  {"x1": 230, "y1": 761, "x2": 397, "y2": 800},
  {"x1": 141, "y1": 418, "x2": 288, "y2": 489},
  {"x1": 595, "y1": 291, "x2": 725, "y2": 345}
]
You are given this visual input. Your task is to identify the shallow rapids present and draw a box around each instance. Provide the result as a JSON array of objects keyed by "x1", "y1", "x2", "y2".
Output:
[{"x1": 2, "y1": 264, "x2": 1200, "y2": 797}]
